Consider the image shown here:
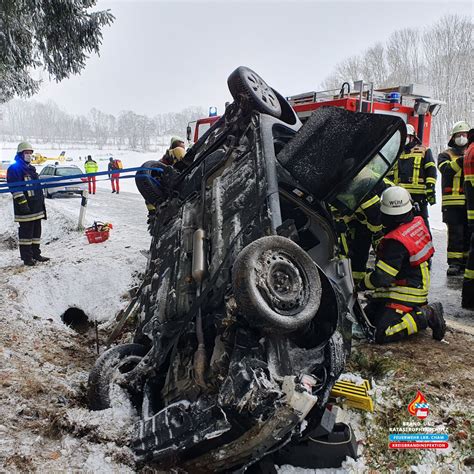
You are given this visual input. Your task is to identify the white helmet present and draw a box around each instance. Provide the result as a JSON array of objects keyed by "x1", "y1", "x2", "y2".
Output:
[
  {"x1": 450, "y1": 120, "x2": 470, "y2": 137},
  {"x1": 406, "y1": 123, "x2": 416, "y2": 136},
  {"x1": 380, "y1": 186, "x2": 413, "y2": 216}
]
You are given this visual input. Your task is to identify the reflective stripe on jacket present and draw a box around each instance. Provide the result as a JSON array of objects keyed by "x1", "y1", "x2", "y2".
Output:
[
  {"x1": 438, "y1": 148, "x2": 465, "y2": 208},
  {"x1": 389, "y1": 146, "x2": 437, "y2": 196}
]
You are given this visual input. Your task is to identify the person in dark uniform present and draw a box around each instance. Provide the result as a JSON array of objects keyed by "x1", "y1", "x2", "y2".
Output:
[
  {"x1": 438, "y1": 121, "x2": 470, "y2": 275},
  {"x1": 462, "y1": 128, "x2": 474, "y2": 308},
  {"x1": 387, "y1": 123, "x2": 436, "y2": 228},
  {"x1": 358, "y1": 186, "x2": 446, "y2": 343},
  {"x1": 7, "y1": 142, "x2": 50, "y2": 266}
]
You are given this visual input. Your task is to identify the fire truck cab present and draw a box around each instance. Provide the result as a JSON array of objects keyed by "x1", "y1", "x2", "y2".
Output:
[{"x1": 187, "y1": 81, "x2": 443, "y2": 147}]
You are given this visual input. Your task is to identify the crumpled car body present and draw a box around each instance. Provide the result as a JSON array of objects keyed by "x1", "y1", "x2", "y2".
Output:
[{"x1": 91, "y1": 67, "x2": 405, "y2": 472}]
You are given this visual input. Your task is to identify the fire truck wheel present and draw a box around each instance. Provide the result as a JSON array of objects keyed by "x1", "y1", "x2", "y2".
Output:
[
  {"x1": 228, "y1": 66, "x2": 282, "y2": 118},
  {"x1": 135, "y1": 160, "x2": 165, "y2": 205},
  {"x1": 232, "y1": 236, "x2": 322, "y2": 333},
  {"x1": 87, "y1": 343, "x2": 147, "y2": 411}
]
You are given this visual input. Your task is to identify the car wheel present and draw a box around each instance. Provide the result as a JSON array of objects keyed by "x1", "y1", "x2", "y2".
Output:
[
  {"x1": 135, "y1": 160, "x2": 165, "y2": 205},
  {"x1": 232, "y1": 236, "x2": 322, "y2": 333},
  {"x1": 87, "y1": 343, "x2": 147, "y2": 411},
  {"x1": 227, "y1": 66, "x2": 282, "y2": 118}
]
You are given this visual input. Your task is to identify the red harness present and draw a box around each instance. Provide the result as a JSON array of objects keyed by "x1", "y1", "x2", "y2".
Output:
[{"x1": 384, "y1": 216, "x2": 434, "y2": 267}]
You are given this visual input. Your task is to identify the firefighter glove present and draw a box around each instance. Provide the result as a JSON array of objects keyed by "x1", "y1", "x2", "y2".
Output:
[
  {"x1": 426, "y1": 188, "x2": 436, "y2": 206},
  {"x1": 15, "y1": 197, "x2": 31, "y2": 214}
]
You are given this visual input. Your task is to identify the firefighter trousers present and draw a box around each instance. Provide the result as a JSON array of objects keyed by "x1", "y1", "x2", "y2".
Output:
[
  {"x1": 462, "y1": 231, "x2": 474, "y2": 308},
  {"x1": 18, "y1": 219, "x2": 42, "y2": 262},
  {"x1": 346, "y1": 220, "x2": 372, "y2": 283},
  {"x1": 364, "y1": 300, "x2": 428, "y2": 344},
  {"x1": 111, "y1": 174, "x2": 120, "y2": 193},
  {"x1": 447, "y1": 223, "x2": 471, "y2": 266}
]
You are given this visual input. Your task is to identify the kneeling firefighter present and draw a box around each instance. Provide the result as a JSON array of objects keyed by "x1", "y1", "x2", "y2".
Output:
[{"x1": 358, "y1": 186, "x2": 446, "y2": 343}]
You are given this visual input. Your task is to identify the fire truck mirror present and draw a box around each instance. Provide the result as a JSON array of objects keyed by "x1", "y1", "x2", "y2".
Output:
[{"x1": 186, "y1": 125, "x2": 192, "y2": 142}]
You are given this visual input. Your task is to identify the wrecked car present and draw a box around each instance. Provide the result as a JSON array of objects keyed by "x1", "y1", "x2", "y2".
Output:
[{"x1": 88, "y1": 66, "x2": 406, "y2": 471}]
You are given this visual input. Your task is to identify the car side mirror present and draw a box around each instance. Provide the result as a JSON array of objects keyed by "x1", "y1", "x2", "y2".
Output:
[{"x1": 186, "y1": 125, "x2": 192, "y2": 142}]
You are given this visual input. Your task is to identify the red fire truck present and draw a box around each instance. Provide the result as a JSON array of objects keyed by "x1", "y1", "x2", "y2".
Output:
[{"x1": 187, "y1": 81, "x2": 443, "y2": 147}]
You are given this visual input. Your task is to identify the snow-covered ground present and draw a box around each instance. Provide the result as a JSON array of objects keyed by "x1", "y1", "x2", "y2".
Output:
[{"x1": 0, "y1": 145, "x2": 472, "y2": 472}]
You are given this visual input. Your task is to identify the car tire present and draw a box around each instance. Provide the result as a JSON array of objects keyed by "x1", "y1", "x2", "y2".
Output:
[
  {"x1": 135, "y1": 160, "x2": 165, "y2": 205},
  {"x1": 227, "y1": 66, "x2": 282, "y2": 118},
  {"x1": 87, "y1": 343, "x2": 147, "y2": 411},
  {"x1": 232, "y1": 236, "x2": 322, "y2": 333}
]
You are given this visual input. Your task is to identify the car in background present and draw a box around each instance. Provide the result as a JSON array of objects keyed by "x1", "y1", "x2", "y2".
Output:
[
  {"x1": 39, "y1": 164, "x2": 86, "y2": 198},
  {"x1": 0, "y1": 160, "x2": 11, "y2": 181}
]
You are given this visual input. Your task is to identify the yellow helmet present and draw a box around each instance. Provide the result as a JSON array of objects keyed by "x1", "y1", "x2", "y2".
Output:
[
  {"x1": 17, "y1": 141, "x2": 34, "y2": 153},
  {"x1": 170, "y1": 146, "x2": 186, "y2": 161}
]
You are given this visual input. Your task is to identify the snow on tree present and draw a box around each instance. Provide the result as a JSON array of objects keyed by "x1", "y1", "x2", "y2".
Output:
[{"x1": 0, "y1": 0, "x2": 114, "y2": 103}]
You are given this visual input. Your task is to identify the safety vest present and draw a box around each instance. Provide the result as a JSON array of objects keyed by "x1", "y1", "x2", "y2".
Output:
[
  {"x1": 392, "y1": 146, "x2": 432, "y2": 196},
  {"x1": 439, "y1": 148, "x2": 465, "y2": 207},
  {"x1": 384, "y1": 216, "x2": 434, "y2": 267},
  {"x1": 84, "y1": 160, "x2": 98, "y2": 173}
]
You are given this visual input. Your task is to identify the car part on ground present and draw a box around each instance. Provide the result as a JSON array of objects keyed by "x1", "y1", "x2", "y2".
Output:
[{"x1": 96, "y1": 66, "x2": 405, "y2": 471}]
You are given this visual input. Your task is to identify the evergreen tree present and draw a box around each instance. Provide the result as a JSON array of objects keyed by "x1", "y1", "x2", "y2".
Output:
[{"x1": 0, "y1": 0, "x2": 114, "y2": 102}]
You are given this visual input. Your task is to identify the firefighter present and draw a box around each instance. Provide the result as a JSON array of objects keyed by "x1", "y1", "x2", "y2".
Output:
[
  {"x1": 387, "y1": 123, "x2": 436, "y2": 228},
  {"x1": 358, "y1": 186, "x2": 446, "y2": 343},
  {"x1": 335, "y1": 176, "x2": 392, "y2": 284},
  {"x1": 7, "y1": 142, "x2": 50, "y2": 266},
  {"x1": 160, "y1": 137, "x2": 186, "y2": 167},
  {"x1": 84, "y1": 155, "x2": 98, "y2": 194},
  {"x1": 462, "y1": 128, "x2": 474, "y2": 308},
  {"x1": 438, "y1": 121, "x2": 471, "y2": 275}
]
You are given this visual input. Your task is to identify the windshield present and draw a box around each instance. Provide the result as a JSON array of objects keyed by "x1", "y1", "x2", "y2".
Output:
[
  {"x1": 333, "y1": 130, "x2": 401, "y2": 213},
  {"x1": 55, "y1": 167, "x2": 79, "y2": 177}
]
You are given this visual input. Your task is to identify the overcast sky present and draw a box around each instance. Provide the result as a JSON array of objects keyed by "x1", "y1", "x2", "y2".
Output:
[{"x1": 32, "y1": 0, "x2": 471, "y2": 117}]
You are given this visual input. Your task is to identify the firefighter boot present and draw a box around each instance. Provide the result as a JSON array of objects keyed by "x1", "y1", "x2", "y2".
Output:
[
  {"x1": 422, "y1": 303, "x2": 446, "y2": 341},
  {"x1": 34, "y1": 255, "x2": 50, "y2": 262}
]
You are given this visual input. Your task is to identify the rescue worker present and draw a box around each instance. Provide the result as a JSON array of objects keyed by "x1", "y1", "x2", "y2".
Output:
[
  {"x1": 7, "y1": 142, "x2": 50, "y2": 266},
  {"x1": 108, "y1": 157, "x2": 121, "y2": 194},
  {"x1": 84, "y1": 155, "x2": 98, "y2": 194},
  {"x1": 438, "y1": 121, "x2": 471, "y2": 275},
  {"x1": 462, "y1": 128, "x2": 474, "y2": 308},
  {"x1": 387, "y1": 123, "x2": 436, "y2": 228},
  {"x1": 358, "y1": 186, "x2": 446, "y2": 343},
  {"x1": 160, "y1": 137, "x2": 186, "y2": 167},
  {"x1": 335, "y1": 175, "x2": 392, "y2": 284}
]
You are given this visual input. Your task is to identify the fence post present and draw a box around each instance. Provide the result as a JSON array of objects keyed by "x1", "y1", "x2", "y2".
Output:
[{"x1": 78, "y1": 189, "x2": 89, "y2": 230}]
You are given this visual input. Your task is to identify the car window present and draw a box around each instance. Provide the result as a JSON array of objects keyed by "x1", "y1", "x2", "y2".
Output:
[
  {"x1": 55, "y1": 167, "x2": 79, "y2": 177},
  {"x1": 333, "y1": 130, "x2": 401, "y2": 213},
  {"x1": 41, "y1": 167, "x2": 52, "y2": 176}
]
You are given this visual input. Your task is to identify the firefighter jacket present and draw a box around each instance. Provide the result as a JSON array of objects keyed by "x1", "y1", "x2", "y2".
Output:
[
  {"x1": 360, "y1": 216, "x2": 433, "y2": 306},
  {"x1": 7, "y1": 154, "x2": 46, "y2": 223},
  {"x1": 84, "y1": 159, "x2": 98, "y2": 174},
  {"x1": 388, "y1": 144, "x2": 436, "y2": 201},
  {"x1": 464, "y1": 142, "x2": 474, "y2": 227},
  {"x1": 438, "y1": 146, "x2": 466, "y2": 209}
]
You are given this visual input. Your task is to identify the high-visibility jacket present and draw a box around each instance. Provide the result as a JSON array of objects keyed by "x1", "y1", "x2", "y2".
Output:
[
  {"x1": 361, "y1": 217, "x2": 433, "y2": 305},
  {"x1": 7, "y1": 154, "x2": 46, "y2": 223},
  {"x1": 464, "y1": 143, "x2": 474, "y2": 227},
  {"x1": 84, "y1": 159, "x2": 98, "y2": 174},
  {"x1": 388, "y1": 145, "x2": 436, "y2": 199},
  {"x1": 438, "y1": 147, "x2": 466, "y2": 209}
]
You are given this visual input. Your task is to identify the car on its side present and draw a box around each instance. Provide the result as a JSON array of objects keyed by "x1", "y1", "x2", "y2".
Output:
[{"x1": 39, "y1": 164, "x2": 86, "y2": 198}]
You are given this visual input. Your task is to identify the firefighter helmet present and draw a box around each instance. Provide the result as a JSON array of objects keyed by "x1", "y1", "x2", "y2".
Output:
[
  {"x1": 170, "y1": 146, "x2": 186, "y2": 161},
  {"x1": 406, "y1": 124, "x2": 416, "y2": 136},
  {"x1": 448, "y1": 121, "x2": 470, "y2": 147},
  {"x1": 380, "y1": 186, "x2": 413, "y2": 216},
  {"x1": 17, "y1": 141, "x2": 33, "y2": 153},
  {"x1": 170, "y1": 136, "x2": 184, "y2": 148}
]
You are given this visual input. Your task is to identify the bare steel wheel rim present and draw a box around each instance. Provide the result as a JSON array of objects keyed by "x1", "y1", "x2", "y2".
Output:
[{"x1": 257, "y1": 250, "x2": 307, "y2": 315}]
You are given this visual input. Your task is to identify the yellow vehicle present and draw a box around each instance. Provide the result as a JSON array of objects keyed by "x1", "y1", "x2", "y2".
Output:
[{"x1": 31, "y1": 150, "x2": 67, "y2": 165}]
